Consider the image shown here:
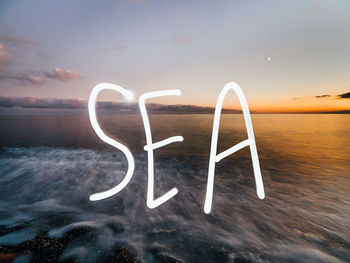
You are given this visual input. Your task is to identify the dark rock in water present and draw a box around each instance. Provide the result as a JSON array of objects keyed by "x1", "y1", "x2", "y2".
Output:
[
  {"x1": 234, "y1": 257, "x2": 253, "y2": 263},
  {"x1": 27, "y1": 231, "x2": 66, "y2": 262},
  {"x1": 0, "y1": 227, "x2": 138, "y2": 263},
  {"x1": 0, "y1": 230, "x2": 71, "y2": 262},
  {"x1": 108, "y1": 245, "x2": 138, "y2": 263}
]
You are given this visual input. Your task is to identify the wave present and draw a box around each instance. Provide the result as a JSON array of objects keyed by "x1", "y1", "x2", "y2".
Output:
[{"x1": 0, "y1": 147, "x2": 348, "y2": 262}]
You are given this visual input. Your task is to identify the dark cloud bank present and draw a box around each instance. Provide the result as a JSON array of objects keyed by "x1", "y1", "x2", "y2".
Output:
[
  {"x1": 312, "y1": 91, "x2": 350, "y2": 100},
  {"x1": 315, "y1": 94, "x2": 330, "y2": 98},
  {"x1": 338, "y1": 92, "x2": 350, "y2": 99},
  {"x1": 0, "y1": 96, "x2": 241, "y2": 114}
]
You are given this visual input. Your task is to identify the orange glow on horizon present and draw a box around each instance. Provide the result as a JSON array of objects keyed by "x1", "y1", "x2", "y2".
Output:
[{"x1": 220, "y1": 97, "x2": 350, "y2": 113}]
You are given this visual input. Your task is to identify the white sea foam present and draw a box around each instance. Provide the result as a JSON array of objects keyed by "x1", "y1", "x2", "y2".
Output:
[{"x1": 0, "y1": 146, "x2": 349, "y2": 262}]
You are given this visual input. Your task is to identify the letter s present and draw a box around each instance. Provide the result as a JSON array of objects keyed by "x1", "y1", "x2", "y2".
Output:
[{"x1": 88, "y1": 83, "x2": 135, "y2": 201}]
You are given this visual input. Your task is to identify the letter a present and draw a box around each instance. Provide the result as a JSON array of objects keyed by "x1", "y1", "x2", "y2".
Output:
[
  {"x1": 139, "y1": 90, "x2": 183, "y2": 209},
  {"x1": 204, "y1": 82, "x2": 265, "y2": 214},
  {"x1": 88, "y1": 83, "x2": 135, "y2": 201}
]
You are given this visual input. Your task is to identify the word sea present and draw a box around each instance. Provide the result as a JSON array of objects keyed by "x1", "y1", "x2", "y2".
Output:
[{"x1": 88, "y1": 82, "x2": 265, "y2": 214}]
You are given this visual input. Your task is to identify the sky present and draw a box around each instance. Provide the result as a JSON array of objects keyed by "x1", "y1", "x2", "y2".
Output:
[{"x1": 0, "y1": 0, "x2": 350, "y2": 112}]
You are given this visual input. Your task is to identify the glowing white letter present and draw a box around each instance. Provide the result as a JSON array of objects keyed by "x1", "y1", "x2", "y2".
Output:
[
  {"x1": 88, "y1": 83, "x2": 135, "y2": 201},
  {"x1": 204, "y1": 82, "x2": 265, "y2": 214},
  {"x1": 139, "y1": 90, "x2": 183, "y2": 209}
]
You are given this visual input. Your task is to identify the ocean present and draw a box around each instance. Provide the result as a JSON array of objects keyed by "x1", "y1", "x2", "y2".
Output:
[{"x1": 0, "y1": 111, "x2": 349, "y2": 262}]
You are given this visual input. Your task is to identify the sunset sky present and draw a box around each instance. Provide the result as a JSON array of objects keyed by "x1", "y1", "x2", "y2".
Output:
[{"x1": 0, "y1": 0, "x2": 350, "y2": 113}]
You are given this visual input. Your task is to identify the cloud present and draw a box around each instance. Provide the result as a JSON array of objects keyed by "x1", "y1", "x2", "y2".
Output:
[
  {"x1": 44, "y1": 67, "x2": 83, "y2": 82},
  {"x1": 0, "y1": 67, "x2": 82, "y2": 86},
  {"x1": 0, "y1": 32, "x2": 80, "y2": 86},
  {"x1": 25, "y1": 76, "x2": 44, "y2": 85},
  {"x1": 171, "y1": 34, "x2": 189, "y2": 45},
  {"x1": 0, "y1": 33, "x2": 35, "y2": 48},
  {"x1": 338, "y1": 92, "x2": 350, "y2": 99},
  {"x1": 0, "y1": 32, "x2": 50, "y2": 60},
  {"x1": 0, "y1": 33, "x2": 36, "y2": 72},
  {"x1": 0, "y1": 43, "x2": 14, "y2": 71},
  {"x1": 0, "y1": 32, "x2": 50, "y2": 85},
  {"x1": 315, "y1": 94, "x2": 330, "y2": 98},
  {"x1": 0, "y1": 96, "x2": 241, "y2": 113},
  {"x1": 0, "y1": 74, "x2": 44, "y2": 86}
]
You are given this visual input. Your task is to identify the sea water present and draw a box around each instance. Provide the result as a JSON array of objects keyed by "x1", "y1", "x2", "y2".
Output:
[{"x1": 0, "y1": 111, "x2": 349, "y2": 262}]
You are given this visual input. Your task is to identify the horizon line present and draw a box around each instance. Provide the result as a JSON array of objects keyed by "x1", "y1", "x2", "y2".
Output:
[{"x1": 0, "y1": 96, "x2": 350, "y2": 114}]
